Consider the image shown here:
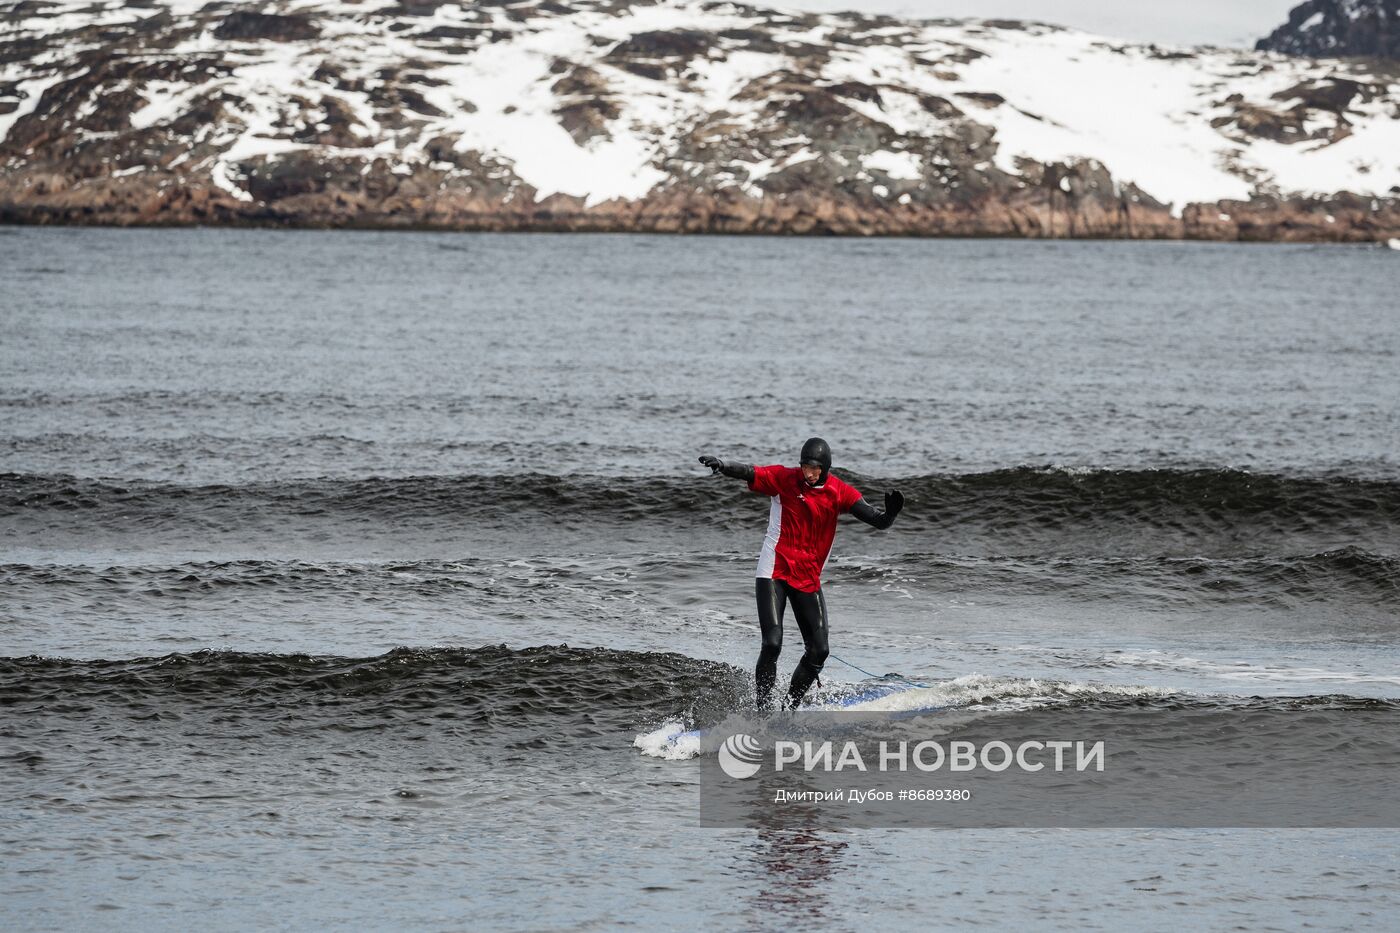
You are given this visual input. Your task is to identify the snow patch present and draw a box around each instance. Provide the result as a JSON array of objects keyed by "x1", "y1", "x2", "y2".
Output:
[
  {"x1": 0, "y1": 71, "x2": 71, "y2": 145},
  {"x1": 864, "y1": 149, "x2": 923, "y2": 180}
]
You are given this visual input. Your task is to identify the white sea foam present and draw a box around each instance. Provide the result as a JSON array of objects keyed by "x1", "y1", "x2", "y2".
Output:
[
  {"x1": 832, "y1": 673, "x2": 1176, "y2": 713},
  {"x1": 1105, "y1": 649, "x2": 1400, "y2": 688},
  {"x1": 633, "y1": 719, "x2": 702, "y2": 760}
]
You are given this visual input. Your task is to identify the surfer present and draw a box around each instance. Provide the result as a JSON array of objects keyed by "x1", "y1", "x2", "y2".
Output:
[{"x1": 699, "y1": 438, "x2": 904, "y2": 711}]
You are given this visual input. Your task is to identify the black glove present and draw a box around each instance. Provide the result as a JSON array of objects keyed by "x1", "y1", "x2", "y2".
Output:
[
  {"x1": 699, "y1": 455, "x2": 754, "y2": 482},
  {"x1": 850, "y1": 491, "x2": 902, "y2": 529}
]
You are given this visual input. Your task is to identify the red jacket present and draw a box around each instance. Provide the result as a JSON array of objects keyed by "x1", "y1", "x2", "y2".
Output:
[{"x1": 748, "y1": 464, "x2": 863, "y2": 592}]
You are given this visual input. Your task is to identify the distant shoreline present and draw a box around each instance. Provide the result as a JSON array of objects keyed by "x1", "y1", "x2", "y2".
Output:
[{"x1": 3, "y1": 190, "x2": 1397, "y2": 243}]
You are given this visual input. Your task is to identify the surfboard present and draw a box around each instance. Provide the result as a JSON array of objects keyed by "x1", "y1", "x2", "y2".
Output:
[{"x1": 644, "y1": 677, "x2": 939, "y2": 758}]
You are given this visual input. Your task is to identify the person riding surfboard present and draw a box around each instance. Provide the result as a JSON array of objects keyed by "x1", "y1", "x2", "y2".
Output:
[{"x1": 699, "y1": 437, "x2": 904, "y2": 710}]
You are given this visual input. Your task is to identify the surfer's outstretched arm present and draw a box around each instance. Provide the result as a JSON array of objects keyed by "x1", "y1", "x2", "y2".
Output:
[
  {"x1": 850, "y1": 490, "x2": 904, "y2": 530},
  {"x1": 698, "y1": 455, "x2": 754, "y2": 483}
]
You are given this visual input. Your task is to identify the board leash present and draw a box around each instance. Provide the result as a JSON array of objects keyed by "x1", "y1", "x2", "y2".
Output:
[
  {"x1": 829, "y1": 653, "x2": 931, "y2": 690},
  {"x1": 828, "y1": 652, "x2": 881, "y2": 680}
]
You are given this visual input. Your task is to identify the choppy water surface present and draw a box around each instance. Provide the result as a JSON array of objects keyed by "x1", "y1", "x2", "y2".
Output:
[{"x1": 2, "y1": 229, "x2": 1398, "y2": 930}]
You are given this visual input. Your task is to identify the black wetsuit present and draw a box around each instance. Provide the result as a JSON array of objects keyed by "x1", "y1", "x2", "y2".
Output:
[{"x1": 756, "y1": 577, "x2": 829, "y2": 711}]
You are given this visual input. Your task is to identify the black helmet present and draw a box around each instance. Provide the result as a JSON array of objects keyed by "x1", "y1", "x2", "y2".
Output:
[{"x1": 800, "y1": 436, "x2": 831, "y2": 487}]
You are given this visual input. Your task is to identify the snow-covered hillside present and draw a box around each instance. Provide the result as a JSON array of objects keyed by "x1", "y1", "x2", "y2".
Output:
[{"x1": 1, "y1": 0, "x2": 1397, "y2": 238}]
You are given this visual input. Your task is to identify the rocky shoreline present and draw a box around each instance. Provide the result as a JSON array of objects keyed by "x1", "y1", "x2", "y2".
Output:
[{"x1": 5, "y1": 173, "x2": 1396, "y2": 242}]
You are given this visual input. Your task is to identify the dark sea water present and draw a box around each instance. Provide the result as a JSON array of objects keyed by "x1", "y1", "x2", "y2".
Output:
[{"x1": 2, "y1": 228, "x2": 1398, "y2": 930}]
